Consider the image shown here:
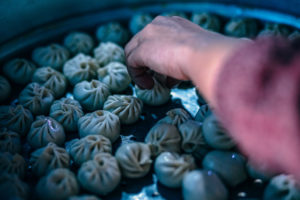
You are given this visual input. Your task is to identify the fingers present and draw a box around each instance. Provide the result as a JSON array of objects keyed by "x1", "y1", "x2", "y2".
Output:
[
  {"x1": 127, "y1": 66, "x2": 154, "y2": 89},
  {"x1": 166, "y1": 77, "x2": 181, "y2": 89}
]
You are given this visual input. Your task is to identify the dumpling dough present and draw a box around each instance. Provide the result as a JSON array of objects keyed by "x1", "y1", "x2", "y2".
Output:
[
  {"x1": 259, "y1": 23, "x2": 291, "y2": 37},
  {"x1": 202, "y1": 114, "x2": 235, "y2": 150},
  {"x1": 202, "y1": 150, "x2": 247, "y2": 187},
  {"x1": 0, "y1": 76, "x2": 11, "y2": 103},
  {"x1": 0, "y1": 152, "x2": 26, "y2": 178},
  {"x1": 224, "y1": 18, "x2": 258, "y2": 38},
  {"x1": 129, "y1": 13, "x2": 153, "y2": 34},
  {"x1": 63, "y1": 53, "x2": 99, "y2": 85},
  {"x1": 30, "y1": 142, "x2": 70, "y2": 177},
  {"x1": 50, "y1": 98, "x2": 84, "y2": 132},
  {"x1": 96, "y1": 22, "x2": 130, "y2": 46},
  {"x1": 94, "y1": 42, "x2": 125, "y2": 67},
  {"x1": 73, "y1": 80, "x2": 110, "y2": 111},
  {"x1": 77, "y1": 153, "x2": 121, "y2": 195},
  {"x1": 158, "y1": 108, "x2": 191, "y2": 127},
  {"x1": 78, "y1": 110, "x2": 120, "y2": 142},
  {"x1": 263, "y1": 174, "x2": 300, "y2": 200},
  {"x1": 154, "y1": 152, "x2": 196, "y2": 188},
  {"x1": 103, "y1": 95, "x2": 143, "y2": 124},
  {"x1": 191, "y1": 12, "x2": 221, "y2": 32},
  {"x1": 0, "y1": 173, "x2": 29, "y2": 200},
  {"x1": 27, "y1": 116, "x2": 65, "y2": 149},
  {"x1": 0, "y1": 105, "x2": 34, "y2": 136},
  {"x1": 69, "y1": 195, "x2": 101, "y2": 200},
  {"x1": 183, "y1": 170, "x2": 228, "y2": 200},
  {"x1": 135, "y1": 78, "x2": 171, "y2": 106},
  {"x1": 19, "y1": 82, "x2": 54, "y2": 115},
  {"x1": 32, "y1": 43, "x2": 70, "y2": 70},
  {"x1": 0, "y1": 128, "x2": 21, "y2": 154},
  {"x1": 64, "y1": 32, "x2": 95, "y2": 55},
  {"x1": 97, "y1": 62, "x2": 131, "y2": 93},
  {"x1": 3, "y1": 58, "x2": 36, "y2": 85},
  {"x1": 69, "y1": 135, "x2": 112, "y2": 165},
  {"x1": 36, "y1": 168, "x2": 79, "y2": 200},
  {"x1": 115, "y1": 142, "x2": 152, "y2": 178},
  {"x1": 32, "y1": 66, "x2": 67, "y2": 98},
  {"x1": 194, "y1": 104, "x2": 212, "y2": 123},
  {"x1": 145, "y1": 123, "x2": 181, "y2": 157}
]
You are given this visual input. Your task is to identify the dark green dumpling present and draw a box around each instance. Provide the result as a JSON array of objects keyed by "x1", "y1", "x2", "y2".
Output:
[
  {"x1": 129, "y1": 13, "x2": 153, "y2": 34},
  {"x1": 224, "y1": 18, "x2": 258, "y2": 38},
  {"x1": 259, "y1": 23, "x2": 291, "y2": 37},
  {"x1": 191, "y1": 12, "x2": 221, "y2": 32},
  {"x1": 195, "y1": 104, "x2": 212, "y2": 123}
]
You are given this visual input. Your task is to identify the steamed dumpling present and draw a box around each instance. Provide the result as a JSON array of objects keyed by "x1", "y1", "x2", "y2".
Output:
[
  {"x1": 246, "y1": 161, "x2": 274, "y2": 182},
  {"x1": 158, "y1": 108, "x2": 192, "y2": 127},
  {"x1": 78, "y1": 110, "x2": 120, "y2": 142},
  {"x1": 115, "y1": 142, "x2": 152, "y2": 178},
  {"x1": 69, "y1": 195, "x2": 101, "y2": 200},
  {"x1": 0, "y1": 76, "x2": 11, "y2": 103},
  {"x1": 183, "y1": 170, "x2": 228, "y2": 200},
  {"x1": 0, "y1": 152, "x2": 26, "y2": 178},
  {"x1": 224, "y1": 18, "x2": 258, "y2": 38},
  {"x1": 145, "y1": 123, "x2": 181, "y2": 157},
  {"x1": 0, "y1": 105, "x2": 34, "y2": 136},
  {"x1": 3, "y1": 58, "x2": 36, "y2": 85},
  {"x1": 97, "y1": 62, "x2": 131, "y2": 93},
  {"x1": 27, "y1": 116, "x2": 65, "y2": 149},
  {"x1": 73, "y1": 80, "x2": 110, "y2": 111},
  {"x1": 69, "y1": 135, "x2": 112, "y2": 165},
  {"x1": 195, "y1": 104, "x2": 212, "y2": 123},
  {"x1": 50, "y1": 98, "x2": 84, "y2": 132},
  {"x1": 32, "y1": 66, "x2": 67, "y2": 98},
  {"x1": 64, "y1": 32, "x2": 95, "y2": 55},
  {"x1": 32, "y1": 43, "x2": 70, "y2": 70},
  {"x1": 0, "y1": 129, "x2": 21, "y2": 154},
  {"x1": 63, "y1": 53, "x2": 99, "y2": 85},
  {"x1": 0, "y1": 173, "x2": 29, "y2": 200},
  {"x1": 259, "y1": 23, "x2": 291, "y2": 37},
  {"x1": 135, "y1": 78, "x2": 171, "y2": 106},
  {"x1": 94, "y1": 42, "x2": 125, "y2": 67},
  {"x1": 191, "y1": 12, "x2": 221, "y2": 32},
  {"x1": 77, "y1": 153, "x2": 121, "y2": 196},
  {"x1": 19, "y1": 82, "x2": 55, "y2": 115},
  {"x1": 202, "y1": 114, "x2": 235, "y2": 150},
  {"x1": 161, "y1": 11, "x2": 188, "y2": 19},
  {"x1": 129, "y1": 13, "x2": 153, "y2": 34},
  {"x1": 36, "y1": 168, "x2": 79, "y2": 200},
  {"x1": 289, "y1": 30, "x2": 300, "y2": 40},
  {"x1": 30, "y1": 142, "x2": 70, "y2": 177},
  {"x1": 154, "y1": 152, "x2": 196, "y2": 188},
  {"x1": 103, "y1": 95, "x2": 143, "y2": 124},
  {"x1": 96, "y1": 22, "x2": 130, "y2": 46}
]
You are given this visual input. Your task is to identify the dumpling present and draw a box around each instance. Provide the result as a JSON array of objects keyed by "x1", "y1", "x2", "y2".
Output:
[
  {"x1": 0, "y1": 105, "x2": 34, "y2": 136},
  {"x1": 224, "y1": 18, "x2": 258, "y2": 38},
  {"x1": 50, "y1": 98, "x2": 84, "y2": 132},
  {"x1": 64, "y1": 32, "x2": 95, "y2": 55},
  {"x1": 158, "y1": 108, "x2": 192, "y2": 127},
  {"x1": 289, "y1": 30, "x2": 300, "y2": 40},
  {"x1": 36, "y1": 168, "x2": 79, "y2": 200},
  {"x1": 161, "y1": 11, "x2": 188, "y2": 19},
  {"x1": 246, "y1": 161, "x2": 274, "y2": 182},
  {"x1": 129, "y1": 13, "x2": 153, "y2": 34},
  {"x1": 154, "y1": 152, "x2": 196, "y2": 188},
  {"x1": 191, "y1": 12, "x2": 221, "y2": 32},
  {"x1": 202, "y1": 114, "x2": 235, "y2": 150},
  {"x1": 63, "y1": 53, "x2": 99, "y2": 86},
  {"x1": 30, "y1": 142, "x2": 70, "y2": 177},
  {"x1": 103, "y1": 95, "x2": 143, "y2": 124},
  {"x1": 259, "y1": 23, "x2": 291, "y2": 37},
  {"x1": 202, "y1": 150, "x2": 247, "y2": 187},
  {"x1": 145, "y1": 123, "x2": 181, "y2": 157},
  {"x1": 78, "y1": 110, "x2": 120, "y2": 142},
  {"x1": 263, "y1": 174, "x2": 300, "y2": 200},
  {"x1": 97, "y1": 62, "x2": 131, "y2": 93},
  {"x1": 19, "y1": 82, "x2": 55, "y2": 115},
  {"x1": 73, "y1": 80, "x2": 110, "y2": 111},
  {"x1": 27, "y1": 116, "x2": 65, "y2": 149},
  {"x1": 182, "y1": 170, "x2": 228, "y2": 200},
  {"x1": 194, "y1": 104, "x2": 212, "y2": 123},
  {"x1": 0, "y1": 129, "x2": 21, "y2": 154},
  {"x1": 0, "y1": 76, "x2": 11, "y2": 103},
  {"x1": 135, "y1": 78, "x2": 171, "y2": 106},
  {"x1": 0, "y1": 173, "x2": 29, "y2": 200},
  {"x1": 69, "y1": 195, "x2": 101, "y2": 200},
  {"x1": 115, "y1": 142, "x2": 152, "y2": 178},
  {"x1": 32, "y1": 43, "x2": 70, "y2": 70},
  {"x1": 77, "y1": 153, "x2": 121, "y2": 195},
  {"x1": 93, "y1": 42, "x2": 125, "y2": 67},
  {"x1": 68, "y1": 135, "x2": 112, "y2": 165},
  {"x1": 0, "y1": 152, "x2": 26, "y2": 178},
  {"x1": 96, "y1": 22, "x2": 130, "y2": 46},
  {"x1": 3, "y1": 58, "x2": 36, "y2": 85}
]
